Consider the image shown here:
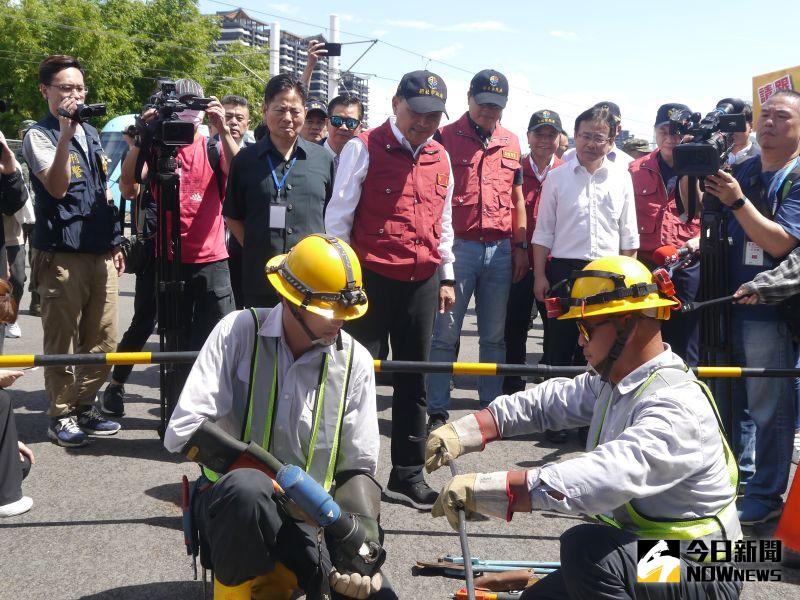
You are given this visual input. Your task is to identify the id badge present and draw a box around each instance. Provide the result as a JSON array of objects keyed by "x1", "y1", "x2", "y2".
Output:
[
  {"x1": 743, "y1": 240, "x2": 764, "y2": 266},
  {"x1": 269, "y1": 205, "x2": 287, "y2": 230}
]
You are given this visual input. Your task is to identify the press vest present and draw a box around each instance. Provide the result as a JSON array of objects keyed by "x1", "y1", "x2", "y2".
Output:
[
  {"x1": 591, "y1": 366, "x2": 741, "y2": 543},
  {"x1": 438, "y1": 113, "x2": 521, "y2": 242},
  {"x1": 351, "y1": 120, "x2": 449, "y2": 282},
  {"x1": 29, "y1": 115, "x2": 119, "y2": 254},
  {"x1": 202, "y1": 308, "x2": 355, "y2": 491},
  {"x1": 630, "y1": 150, "x2": 700, "y2": 263}
]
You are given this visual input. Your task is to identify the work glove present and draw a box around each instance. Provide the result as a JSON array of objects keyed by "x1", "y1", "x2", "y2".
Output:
[
  {"x1": 329, "y1": 569, "x2": 383, "y2": 599},
  {"x1": 425, "y1": 413, "x2": 485, "y2": 473},
  {"x1": 431, "y1": 472, "x2": 511, "y2": 531}
]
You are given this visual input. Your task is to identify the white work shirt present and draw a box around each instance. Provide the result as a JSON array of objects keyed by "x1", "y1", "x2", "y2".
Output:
[
  {"x1": 532, "y1": 156, "x2": 639, "y2": 258},
  {"x1": 561, "y1": 143, "x2": 634, "y2": 166},
  {"x1": 164, "y1": 306, "x2": 379, "y2": 476},
  {"x1": 488, "y1": 348, "x2": 736, "y2": 528},
  {"x1": 529, "y1": 154, "x2": 555, "y2": 182},
  {"x1": 324, "y1": 116, "x2": 456, "y2": 280}
]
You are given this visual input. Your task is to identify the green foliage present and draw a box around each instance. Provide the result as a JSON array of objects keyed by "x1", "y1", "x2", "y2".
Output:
[{"x1": 0, "y1": 0, "x2": 269, "y2": 134}]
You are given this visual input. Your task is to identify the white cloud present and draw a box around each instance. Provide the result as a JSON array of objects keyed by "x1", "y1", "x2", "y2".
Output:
[
  {"x1": 387, "y1": 19, "x2": 436, "y2": 30},
  {"x1": 445, "y1": 21, "x2": 511, "y2": 32},
  {"x1": 267, "y1": 3, "x2": 300, "y2": 15},
  {"x1": 428, "y1": 43, "x2": 462, "y2": 61},
  {"x1": 549, "y1": 30, "x2": 579, "y2": 41}
]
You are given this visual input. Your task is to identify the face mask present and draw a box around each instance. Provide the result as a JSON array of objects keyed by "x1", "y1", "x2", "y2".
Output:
[{"x1": 177, "y1": 109, "x2": 202, "y2": 127}]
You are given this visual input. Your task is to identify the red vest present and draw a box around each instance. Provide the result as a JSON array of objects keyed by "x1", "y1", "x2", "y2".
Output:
[
  {"x1": 350, "y1": 120, "x2": 449, "y2": 282},
  {"x1": 629, "y1": 150, "x2": 700, "y2": 264},
  {"x1": 522, "y1": 154, "x2": 564, "y2": 264},
  {"x1": 438, "y1": 113, "x2": 521, "y2": 241}
]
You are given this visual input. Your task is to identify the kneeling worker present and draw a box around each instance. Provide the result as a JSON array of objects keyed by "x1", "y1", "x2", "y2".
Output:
[
  {"x1": 165, "y1": 234, "x2": 394, "y2": 599},
  {"x1": 428, "y1": 256, "x2": 742, "y2": 599}
]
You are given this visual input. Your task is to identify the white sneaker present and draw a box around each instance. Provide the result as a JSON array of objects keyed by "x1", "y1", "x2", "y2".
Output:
[
  {"x1": 4, "y1": 322, "x2": 21, "y2": 338},
  {"x1": 793, "y1": 431, "x2": 800, "y2": 465},
  {"x1": 0, "y1": 496, "x2": 32, "y2": 517}
]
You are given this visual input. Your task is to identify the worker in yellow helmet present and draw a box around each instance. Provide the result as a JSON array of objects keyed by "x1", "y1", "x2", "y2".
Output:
[
  {"x1": 165, "y1": 234, "x2": 397, "y2": 599},
  {"x1": 427, "y1": 255, "x2": 743, "y2": 599}
]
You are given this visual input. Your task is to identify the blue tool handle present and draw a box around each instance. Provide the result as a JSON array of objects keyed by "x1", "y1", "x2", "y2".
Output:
[{"x1": 276, "y1": 464, "x2": 341, "y2": 527}]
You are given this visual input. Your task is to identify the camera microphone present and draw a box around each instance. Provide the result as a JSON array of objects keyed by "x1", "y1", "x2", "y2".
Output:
[{"x1": 652, "y1": 245, "x2": 694, "y2": 267}]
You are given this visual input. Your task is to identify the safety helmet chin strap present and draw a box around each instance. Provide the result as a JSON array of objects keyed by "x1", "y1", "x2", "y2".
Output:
[
  {"x1": 594, "y1": 314, "x2": 637, "y2": 382},
  {"x1": 288, "y1": 303, "x2": 343, "y2": 350}
]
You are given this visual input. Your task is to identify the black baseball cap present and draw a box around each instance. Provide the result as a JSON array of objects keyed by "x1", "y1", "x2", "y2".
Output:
[
  {"x1": 469, "y1": 69, "x2": 509, "y2": 108},
  {"x1": 594, "y1": 100, "x2": 621, "y2": 121},
  {"x1": 654, "y1": 103, "x2": 690, "y2": 127},
  {"x1": 528, "y1": 109, "x2": 564, "y2": 134},
  {"x1": 305, "y1": 98, "x2": 327, "y2": 117},
  {"x1": 396, "y1": 70, "x2": 448, "y2": 115}
]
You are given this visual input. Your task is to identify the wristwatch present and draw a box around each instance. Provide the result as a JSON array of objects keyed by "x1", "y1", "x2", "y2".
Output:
[
  {"x1": 731, "y1": 197, "x2": 747, "y2": 210},
  {"x1": 514, "y1": 241, "x2": 530, "y2": 250}
]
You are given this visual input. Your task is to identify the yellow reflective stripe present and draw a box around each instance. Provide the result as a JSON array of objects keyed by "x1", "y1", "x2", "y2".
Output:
[
  {"x1": 324, "y1": 343, "x2": 353, "y2": 492},
  {"x1": 106, "y1": 352, "x2": 152, "y2": 365},
  {"x1": 201, "y1": 465, "x2": 220, "y2": 482},
  {"x1": 262, "y1": 358, "x2": 278, "y2": 450},
  {"x1": 453, "y1": 362, "x2": 497, "y2": 376},
  {"x1": 305, "y1": 354, "x2": 330, "y2": 474},
  {"x1": 622, "y1": 502, "x2": 728, "y2": 540},
  {"x1": 0, "y1": 355, "x2": 35, "y2": 367},
  {"x1": 373, "y1": 360, "x2": 381, "y2": 373},
  {"x1": 694, "y1": 379, "x2": 739, "y2": 489},
  {"x1": 696, "y1": 367, "x2": 742, "y2": 378}
]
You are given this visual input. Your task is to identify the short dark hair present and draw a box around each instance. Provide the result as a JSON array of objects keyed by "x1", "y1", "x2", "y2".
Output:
[
  {"x1": 574, "y1": 106, "x2": 617, "y2": 136},
  {"x1": 263, "y1": 74, "x2": 307, "y2": 105},
  {"x1": 327, "y1": 94, "x2": 364, "y2": 121},
  {"x1": 38, "y1": 55, "x2": 84, "y2": 86},
  {"x1": 221, "y1": 94, "x2": 249, "y2": 108},
  {"x1": 771, "y1": 89, "x2": 800, "y2": 106},
  {"x1": 742, "y1": 103, "x2": 753, "y2": 125}
]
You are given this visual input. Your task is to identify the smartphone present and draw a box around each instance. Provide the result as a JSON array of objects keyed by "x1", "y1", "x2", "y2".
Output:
[{"x1": 322, "y1": 43, "x2": 342, "y2": 57}]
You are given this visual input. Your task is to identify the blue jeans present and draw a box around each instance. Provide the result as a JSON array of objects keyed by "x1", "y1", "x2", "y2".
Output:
[
  {"x1": 716, "y1": 317, "x2": 796, "y2": 509},
  {"x1": 427, "y1": 238, "x2": 512, "y2": 417}
]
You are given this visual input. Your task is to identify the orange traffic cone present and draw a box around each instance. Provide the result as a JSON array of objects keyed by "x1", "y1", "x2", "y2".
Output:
[{"x1": 776, "y1": 471, "x2": 800, "y2": 552}]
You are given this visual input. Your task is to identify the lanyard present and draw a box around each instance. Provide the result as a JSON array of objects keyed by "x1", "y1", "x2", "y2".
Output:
[
  {"x1": 267, "y1": 154, "x2": 297, "y2": 194},
  {"x1": 767, "y1": 156, "x2": 800, "y2": 214}
]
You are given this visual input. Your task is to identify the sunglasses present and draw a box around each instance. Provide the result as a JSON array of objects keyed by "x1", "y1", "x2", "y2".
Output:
[
  {"x1": 330, "y1": 115, "x2": 360, "y2": 131},
  {"x1": 576, "y1": 319, "x2": 613, "y2": 342}
]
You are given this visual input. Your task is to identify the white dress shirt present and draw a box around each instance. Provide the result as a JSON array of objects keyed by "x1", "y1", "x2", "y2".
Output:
[
  {"x1": 530, "y1": 154, "x2": 555, "y2": 182},
  {"x1": 164, "y1": 306, "x2": 379, "y2": 476},
  {"x1": 562, "y1": 143, "x2": 634, "y2": 166},
  {"x1": 324, "y1": 116, "x2": 455, "y2": 280},
  {"x1": 488, "y1": 347, "x2": 737, "y2": 536},
  {"x1": 532, "y1": 156, "x2": 639, "y2": 258}
]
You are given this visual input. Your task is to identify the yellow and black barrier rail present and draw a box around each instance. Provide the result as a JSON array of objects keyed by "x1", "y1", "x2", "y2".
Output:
[{"x1": 0, "y1": 352, "x2": 799, "y2": 378}]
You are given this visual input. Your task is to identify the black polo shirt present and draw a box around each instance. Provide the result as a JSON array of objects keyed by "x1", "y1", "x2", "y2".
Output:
[{"x1": 223, "y1": 134, "x2": 334, "y2": 300}]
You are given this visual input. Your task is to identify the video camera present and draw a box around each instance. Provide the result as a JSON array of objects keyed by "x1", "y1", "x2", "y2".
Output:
[
  {"x1": 669, "y1": 98, "x2": 747, "y2": 177},
  {"x1": 137, "y1": 80, "x2": 213, "y2": 147},
  {"x1": 57, "y1": 103, "x2": 107, "y2": 122}
]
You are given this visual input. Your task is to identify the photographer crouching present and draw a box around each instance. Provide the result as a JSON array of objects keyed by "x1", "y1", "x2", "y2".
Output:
[
  {"x1": 22, "y1": 55, "x2": 124, "y2": 448},
  {"x1": 119, "y1": 79, "x2": 234, "y2": 411}
]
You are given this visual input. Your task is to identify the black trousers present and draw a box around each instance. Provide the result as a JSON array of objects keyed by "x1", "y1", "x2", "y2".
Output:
[
  {"x1": 543, "y1": 258, "x2": 589, "y2": 367},
  {"x1": 196, "y1": 469, "x2": 397, "y2": 598},
  {"x1": 0, "y1": 390, "x2": 30, "y2": 505},
  {"x1": 345, "y1": 268, "x2": 439, "y2": 479},
  {"x1": 0, "y1": 245, "x2": 26, "y2": 307},
  {"x1": 112, "y1": 247, "x2": 157, "y2": 383},
  {"x1": 504, "y1": 270, "x2": 546, "y2": 393},
  {"x1": 523, "y1": 524, "x2": 741, "y2": 600}
]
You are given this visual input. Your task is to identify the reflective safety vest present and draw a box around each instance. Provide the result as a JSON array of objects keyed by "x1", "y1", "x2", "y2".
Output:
[
  {"x1": 592, "y1": 366, "x2": 741, "y2": 542},
  {"x1": 202, "y1": 308, "x2": 355, "y2": 491}
]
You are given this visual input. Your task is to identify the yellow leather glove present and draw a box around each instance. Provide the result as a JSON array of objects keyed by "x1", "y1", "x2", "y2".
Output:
[
  {"x1": 425, "y1": 413, "x2": 485, "y2": 473},
  {"x1": 328, "y1": 570, "x2": 383, "y2": 599},
  {"x1": 431, "y1": 472, "x2": 511, "y2": 530}
]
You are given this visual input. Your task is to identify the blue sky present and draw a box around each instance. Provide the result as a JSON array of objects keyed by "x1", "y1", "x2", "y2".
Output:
[{"x1": 200, "y1": 0, "x2": 800, "y2": 144}]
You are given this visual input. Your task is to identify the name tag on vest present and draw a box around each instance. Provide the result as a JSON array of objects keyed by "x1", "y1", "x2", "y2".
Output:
[
  {"x1": 502, "y1": 150, "x2": 519, "y2": 160},
  {"x1": 437, "y1": 172, "x2": 449, "y2": 187}
]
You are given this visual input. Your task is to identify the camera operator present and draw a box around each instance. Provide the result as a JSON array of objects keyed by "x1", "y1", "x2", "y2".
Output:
[
  {"x1": 22, "y1": 55, "x2": 123, "y2": 447},
  {"x1": 121, "y1": 79, "x2": 235, "y2": 396},
  {"x1": 701, "y1": 89, "x2": 800, "y2": 526}
]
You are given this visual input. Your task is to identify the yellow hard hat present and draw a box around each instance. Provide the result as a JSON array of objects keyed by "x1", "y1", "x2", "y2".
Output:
[
  {"x1": 548, "y1": 255, "x2": 678, "y2": 321},
  {"x1": 266, "y1": 234, "x2": 368, "y2": 320}
]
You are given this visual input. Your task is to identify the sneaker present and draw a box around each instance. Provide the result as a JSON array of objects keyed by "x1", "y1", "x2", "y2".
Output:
[
  {"x1": 737, "y1": 498, "x2": 783, "y2": 526},
  {"x1": 48, "y1": 415, "x2": 89, "y2": 447},
  {"x1": 4, "y1": 322, "x2": 21, "y2": 338},
  {"x1": 100, "y1": 384, "x2": 125, "y2": 417},
  {"x1": 427, "y1": 414, "x2": 448, "y2": 435},
  {"x1": 384, "y1": 472, "x2": 438, "y2": 510},
  {"x1": 793, "y1": 431, "x2": 800, "y2": 465},
  {"x1": 0, "y1": 496, "x2": 33, "y2": 517},
  {"x1": 76, "y1": 406, "x2": 121, "y2": 436}
]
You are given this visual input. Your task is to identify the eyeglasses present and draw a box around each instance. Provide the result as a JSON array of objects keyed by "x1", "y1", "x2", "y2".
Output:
[
  {"x1": 577, "y1": 132, "x2": 612, "y2": 145},
  {"x1": 329, "y1": 115, "x2": 360, "y2": 131},
  {"x1": 47, "y1": 84, "x2": 88, "y2": 94},
  {"x1": 576, "y1": 319, "x2": 612, "y2": 342}
]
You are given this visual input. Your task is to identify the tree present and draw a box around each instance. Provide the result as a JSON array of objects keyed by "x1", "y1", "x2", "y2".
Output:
[{"x1": 206, "y1": 41, "x2": 270, "y2": 113}]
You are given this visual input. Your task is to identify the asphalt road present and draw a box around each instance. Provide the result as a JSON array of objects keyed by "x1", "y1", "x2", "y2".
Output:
[{"x1": 1, "y1": 266, "x2": 798, "y2": 599}]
